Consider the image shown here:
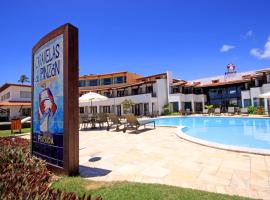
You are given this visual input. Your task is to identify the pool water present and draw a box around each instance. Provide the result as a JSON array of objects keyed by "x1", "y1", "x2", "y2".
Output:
[{"x1": 155, "y1": 117, "x2": 270, "y2": 150}]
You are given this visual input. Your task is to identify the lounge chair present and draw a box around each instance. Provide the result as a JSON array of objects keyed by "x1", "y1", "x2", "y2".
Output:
[
  {"x1": 240, "y1": 108, "x2": 249, "y2": 116},
  {"x1": 202, "y1": 108, "x2": 209, "y2": 116},
  {"x1": 186, "y1": 109, "x2": 191, "y2": 115},
  {"x1": 179, "y1": 109, "x2": 190, "y2": 116},
  {"x1": 95, "y1": 113, "x2": 108, "y2": 129},
  {"x1": 79, "y1": 114, "x2": 91, "y2": 130},
  {"x1": 107, "y1": 113, "x2": 124, "y2": 131},
  {"x1": 123, "y1": 114, "x2": 156, "y2": 133},
  {"x1": 179, "y1": 109, "x2": 186, "y2": 116},
  {"x1": 228, "y1": 107, "x2": 235, "y2": 115},
  {"x1": 214, "y1": 108, "x2": 221, "y2": 116}
]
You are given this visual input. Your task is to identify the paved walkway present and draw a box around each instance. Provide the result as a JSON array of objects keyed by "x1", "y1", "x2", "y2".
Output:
[{"x1": 79, "y1": 126, "x2": 270, "y2": 199}]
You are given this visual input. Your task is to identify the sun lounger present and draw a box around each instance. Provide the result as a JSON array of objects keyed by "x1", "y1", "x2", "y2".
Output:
[
  {"x1": 202, "y1": 108, "x2": 209, "y2": 116},
  {"x1": 123, "y1": 114, "x2": 155, "y2": 133},
  {"x1": 240, "y1": 108, "x2": 249, "y2": 116},
  {"x1": 79, "y1": 114, "x2": 91, "y2": 130},
  {"x1": 96, "y1": 113, "x2": 108, "y2": 129},
  {"x1": 214, "y1": 108, "x2": 221, "y2": 116},
  {"x1": 186, "y1": 109, "x2": 191, "y2": 115},
  {"x1": 107, "y1": 113, "x2": 124, "y2": 131},
  {"x1": 228, "y1": 107, "x2": 235, "y2": 115},
  {"x1": 179, "y1": 109, "x2": 191, "y2": 116}
]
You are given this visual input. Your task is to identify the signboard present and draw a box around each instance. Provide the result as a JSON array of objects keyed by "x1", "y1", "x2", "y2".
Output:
[{"x1": 32, "y1": 24, "x2": 79, "y2": 175}]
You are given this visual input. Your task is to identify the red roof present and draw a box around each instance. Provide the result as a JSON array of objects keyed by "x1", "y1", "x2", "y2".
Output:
[
  {"x1": 0, "y1": 101, "x2": 31, "y2": 107},
  {"x1": 197, "y1": 79, "x2": 249, "y2": 87}
]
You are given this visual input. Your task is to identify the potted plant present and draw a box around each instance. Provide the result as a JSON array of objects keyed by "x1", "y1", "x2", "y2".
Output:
[{"x1": 121, "y1": 99, "x2": 134, "y2": 114}]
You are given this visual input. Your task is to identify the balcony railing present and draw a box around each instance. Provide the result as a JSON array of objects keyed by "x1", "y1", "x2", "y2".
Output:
[{"x1": 104, "y1": 92, "x2": 156, "y2": 98}]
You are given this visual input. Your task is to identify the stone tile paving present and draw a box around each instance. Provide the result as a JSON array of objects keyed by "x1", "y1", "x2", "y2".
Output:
[{"x1": 78, "y1": 127, "x2": 270, "y2": 199}]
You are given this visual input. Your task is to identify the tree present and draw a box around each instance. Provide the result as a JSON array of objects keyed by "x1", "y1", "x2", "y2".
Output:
[
  {"x1": 121, "y1": 99, "x2": 134, "y2": 114},
  {"x1": 18, "y1": 75, "x2": 30, "y2": 85}
]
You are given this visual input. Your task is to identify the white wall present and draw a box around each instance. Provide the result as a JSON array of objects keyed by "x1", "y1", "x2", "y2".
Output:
[
  {"x1": 250, "y1": 87, "x2": 262, "y2": 106},
  {"x1": 155, "y1": 79, "x2": 168, "y2": 114},
  {"x1": 168, "y1": 93, "x2": 206, "y2": 111},
  {"x1": 0, "y1": 85, "x2": 31, "y2": 120},
  {"x1": 80, "y1": 93, "x2": 158, "y2": 114},
  {"x1": 0, "y1": 86, "x2": 31, "y2": 102},
  {"x1": 262, "y1": 83, "x2": 270, "y2": 93}
]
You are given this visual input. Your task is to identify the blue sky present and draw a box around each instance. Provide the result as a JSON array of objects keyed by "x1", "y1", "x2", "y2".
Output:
[{"x1": 0, "y1": 0, "x2": 270, "y2": 85}]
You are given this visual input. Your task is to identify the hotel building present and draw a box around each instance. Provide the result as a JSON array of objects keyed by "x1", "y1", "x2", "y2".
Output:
[
  {"x1": 79, "y1": 71, "x2": 170, "y2": 116},
  {"x1": 0, "y1": 83, "x2": 31, "y2": 120},
  {"x1": 79, "y1": 66, "x2": 270, "y2": 115},
  {"x1": 1, "y1": 65, "x2": 269, "y2": 121}
]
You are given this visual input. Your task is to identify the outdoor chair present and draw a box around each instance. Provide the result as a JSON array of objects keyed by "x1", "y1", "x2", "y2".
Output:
[
  {"x1": 179, "y1": 109, "x2": 187, "y2": 116},
  {"x1": 123, "y1": 114, "x2": 156, "y2": 133},
  {"x1": 79, "y1": 114, "x2": 91, "y2": 130},
  {"x1": 186, "y1": 109, "x2": 191, "y2": 115},
  {"x1": 202, "y1": 108, "x2": 209, "y2": 116},
  {"x1": 240, "y1": 108, "x2": 249, "y2": 116},
  {"x1": 107, "y1": 113, "x2": 124, "y2": 131},
  {"x1": 228, "y1": 107, "x2": 235, "y2": 115},
  {"x1": 96, "y1": 113, "x2": 108, "y2": 129},
  {"x1": 214, "y1": 108, "x2": 221, "y2": 116}
]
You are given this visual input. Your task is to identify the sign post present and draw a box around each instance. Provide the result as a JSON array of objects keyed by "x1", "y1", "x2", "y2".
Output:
[{"x1": 31, "y1": 23, "x2": 79, "y2": 175}]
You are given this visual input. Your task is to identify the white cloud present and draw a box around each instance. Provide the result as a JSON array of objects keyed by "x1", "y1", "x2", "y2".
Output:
[
  {"x1": 250, "y1": 36, "x2": 270, "y2": 59},
  {"x1": 242, "y1": 30, "x2": 253, "y2": 39},
  {"x1": 220, "y1": 45, "x2": 235, "y2": 52}
]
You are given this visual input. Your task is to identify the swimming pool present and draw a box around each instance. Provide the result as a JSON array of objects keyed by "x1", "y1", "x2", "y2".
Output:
[{"x1": 155, "y1": 117, "x2": 270, "y2": 153}]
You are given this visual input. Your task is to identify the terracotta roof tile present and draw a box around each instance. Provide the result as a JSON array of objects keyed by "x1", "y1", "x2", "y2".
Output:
[{"x1": 0, "y1": 101, "x2": 31, "y2": 107}]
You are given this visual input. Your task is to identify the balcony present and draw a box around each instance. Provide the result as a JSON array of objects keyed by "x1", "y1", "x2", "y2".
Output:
[{"x1": 106, "y1": 92, "x2": 157, "y2": 98}]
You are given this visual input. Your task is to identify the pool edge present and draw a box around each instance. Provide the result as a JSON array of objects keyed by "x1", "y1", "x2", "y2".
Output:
[{"x1": 173, "y1": 126, "x2": 270, "y2": 156}]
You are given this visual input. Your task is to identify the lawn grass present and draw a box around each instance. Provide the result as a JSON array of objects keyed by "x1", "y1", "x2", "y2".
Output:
[
  {"x1": 51, "y1": 177, "x2": 252, "y2": 200},
  {"x1": 0, "y1": 128, "x2": 31, "y2": 137}
]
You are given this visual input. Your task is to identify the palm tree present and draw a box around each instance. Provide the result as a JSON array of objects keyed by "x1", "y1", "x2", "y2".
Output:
[{"x1": 18, "y1": 75, "x2": 30, "y2": 85}]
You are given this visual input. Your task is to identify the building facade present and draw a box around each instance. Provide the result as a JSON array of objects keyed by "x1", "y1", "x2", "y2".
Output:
[
  {"x1": 79, "y1": 71, "x2": 170, "y2": 116},
  {"x1": 79, "y1": 67, "x2": 270, "y2": 116},
  {"x1": 169, "y1": 67, "x2": 270, "y2": 114},
  {"x1": 0, "y1": 83, "x2": 31, "y2": 121},
  {"x1": 2, "y1": 66, "x2": 268, "y2": 121}
]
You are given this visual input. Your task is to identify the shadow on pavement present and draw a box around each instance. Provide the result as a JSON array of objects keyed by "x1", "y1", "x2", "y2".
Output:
[{"x1": 79, "y1": 165, "x2": 111, "y2": 178}]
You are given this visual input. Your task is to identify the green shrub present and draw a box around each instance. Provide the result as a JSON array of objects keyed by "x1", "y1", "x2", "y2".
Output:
[
  {"x1": 247, "y1": 106, "x2": 258, "y2": 114},
  {"x1": 161, "y1": 104, "x2": 171, "y2": 115},
  {"x1": 0, "y1": 137, "x2": 102, "y2": 200},
  {"x1": 204, "y1": 104, "x2": 214, "y2": 113}
]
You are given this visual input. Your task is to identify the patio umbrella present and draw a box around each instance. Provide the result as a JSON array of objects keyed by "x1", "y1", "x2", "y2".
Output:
[
  {"x1": 258, "y1": 92, "x2": 270, "y2": 98},
  {"x1": 79, "y1": 92, "x2": 108, "y2": 113}
]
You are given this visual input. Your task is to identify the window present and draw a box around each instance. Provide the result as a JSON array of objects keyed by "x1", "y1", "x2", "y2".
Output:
[
  {"x1": 253, "y1": 98, "x2": 264, "y2": 107},
  {"x1": 103, "y1": 92, "x2": 111, "y2": 97},
  {"x1": 146, "y1": 86, "x2": 153, "y2": 93},
  {"x1": 117, "y1": 90, "x2": 125, "y2": 97},
  {"x1": 171, "y1": 102, "x2": 179, "y2": 112},
  {"x1": 79, "y1": 80, "x2": 86, "y2": 87},
  {"x1": 184, "y1": 102, "x2": 192, "y2": 111},
  {"x1": 102, "y1": 78, "x2": 112, "y2": 85},
  {"x1": 20, "y1": 91, "x2": 31, "y2": 98},
  {"x1": 89, "y1": 79, "x2": 99, "y2": 86},
  {"x1": 131, "y1": 88, "x2": 139, "y2": 95},
  {"x1": 102, "y1": 106, "x2": 110, "y2": 113},
  {"x1": 114, "y1": 76, "x2": 126, "y2": 84},
  {"x1": 21, "y1": 108, "x2": 31, "y2": 116},
  {"x1": 79, "y1": 107, "x2": 84, "y2": 113},
  {"x1": 1, "y1": 92, "x2": 10, "y2": 101},
  {"x1": 243, "y1": 99, "x2": 251, "y2": 107}
]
